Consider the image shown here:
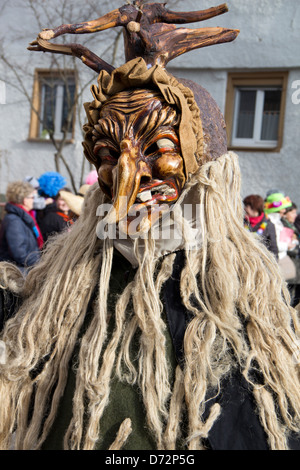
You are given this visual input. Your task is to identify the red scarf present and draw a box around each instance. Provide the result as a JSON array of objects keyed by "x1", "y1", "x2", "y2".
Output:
[
  {"x1": 247, "y1": 212, "x2": 265, "y2": 228},
  {"x1": 57, "y1": 211, "x2": 74, "y2": 224},
  {"x1": 12, "y1": 204, "x2": 44, "y2": 249}
]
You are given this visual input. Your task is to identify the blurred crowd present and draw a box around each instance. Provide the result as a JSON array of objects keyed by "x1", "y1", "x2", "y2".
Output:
[
  {"x1": 0, "y1": 174, "x2": 299, "y2": 306},
  {"x1": 243, "y1": 190, "x2": 300, "y2": 306},
  {"x1": 0, "y1": 170, "x2": 98, "y2": 273}
]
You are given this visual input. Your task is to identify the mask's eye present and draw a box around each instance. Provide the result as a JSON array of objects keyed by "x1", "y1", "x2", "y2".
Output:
[
  {"x1": 94, "y1": 146, "x2": 119, "y2": 162},
  {"x1": 145, "y1": 138, "x2": 176, "y2": 156},
  {"x1": 156, "y1": 138, "x2": 176, "y2": 150}
]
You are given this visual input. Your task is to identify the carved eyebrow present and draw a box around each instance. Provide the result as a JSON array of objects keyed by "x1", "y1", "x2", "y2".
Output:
[
  {"x1": 133, "y1": 105, "x2": 179, "y2": 142},
  {"x1": 92, "y1": 103, "x2": 179, "y2": 147},
  {"x1": 92, "y1": 115, "x2": 123, "y2": 144}
]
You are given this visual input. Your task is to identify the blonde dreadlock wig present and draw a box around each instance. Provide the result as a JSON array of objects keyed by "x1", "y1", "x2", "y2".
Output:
[{"x1": 1, "y1": 2, "x2": 300, "y2": 451}]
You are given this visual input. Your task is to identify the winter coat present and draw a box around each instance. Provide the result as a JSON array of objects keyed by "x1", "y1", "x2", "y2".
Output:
[
  {"x1": 36, "y1": 201, "x2": 68, "y2": 242},
  {"x1": 0, "y1": 203, "x2": 40, "y2": 269}
]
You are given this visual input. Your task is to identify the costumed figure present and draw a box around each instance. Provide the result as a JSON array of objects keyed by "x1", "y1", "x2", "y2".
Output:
[
  {"x1": 35, "y1": 171, "x2": 69, "y2": 242},
  {"x1": 0, "y1": 2, "x2": 300, "y2": 451},
  {"x1": 243, "y1": 194, "x2": 278, "y2": 259}
]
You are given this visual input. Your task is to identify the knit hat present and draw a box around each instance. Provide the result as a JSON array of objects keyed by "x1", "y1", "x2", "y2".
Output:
[
  {"x1": 264, "y1": 192, "x2": 292, "y2": 213},
  {"x1": 38, "y1": 172, "x2": 67, "y2": 198},
  {"x1": 85, "y1": 170, "x2": 98, "y2": 186}
]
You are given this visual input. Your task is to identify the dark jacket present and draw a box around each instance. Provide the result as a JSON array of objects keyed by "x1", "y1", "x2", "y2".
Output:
[
  {"x1": 295, "y1": 214, "x2": 300, "y2": 234},
  {"x1": 36, "y1": 201, "x2": 68, "y2": 242},
  {"x1": 246, "y1": 214, "x2": 278, "y2": 259},
  {"x1": 0, "y1": 203, "x2": 40, "y2": 269},
  {"x1": 0, "y1": 287, "x2": 20, "y2": 332}
]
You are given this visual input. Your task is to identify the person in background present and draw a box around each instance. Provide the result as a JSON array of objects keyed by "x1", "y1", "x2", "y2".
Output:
[
  {"x1": 281, "y1": 202, "x2": 300, "y2": 307},
  {"x1": 56, "y1": 191, "x2": 72, "y2": 221},
  {"x1": 23, "y1": 176, "x2": 48, "y2": 212},
  {"x1": 0, "y1": 181, "x2": 43, "y2": 272},
  {"x1": 35, "y1": 171, "x2": 68, "y2": 243},
  {"x1": 24, "y1": 176, "x2": 55, "y2": 211},
  {"x1": 58, "y1": 189, "x2": 85, "y2": 221},
  {"x1": 264, "y1": 192, "x2": 298, "y2": 257},
  {"x1": 282, "y1": 202, "x2": 300, "y2": 242},
  {"x1": 243, "y1": 194, "x2": 278, "y2": 258},
  {"x1": 55, "y1": 190, "x2": 76, "y2": 228},
  {"x1": 264, "y1": 192, "x2": 299, "y2": 300}
]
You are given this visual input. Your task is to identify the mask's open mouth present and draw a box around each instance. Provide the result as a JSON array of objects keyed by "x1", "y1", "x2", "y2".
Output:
[
  {"x1": 110, "y1": 179, "x2": 180, "y2": 235},
  {"x1": 97, "y1": 178, "x2": 181, "y2": 238},
  {"x1": 134, "y1": 180, "x2": 178, "y2": 206},
  {"x1": 99, "y1": 147, "x2": 184, "y2": 236},
  {"x1": 120, "y1": 180, "x2": 179, "y2": 234}
]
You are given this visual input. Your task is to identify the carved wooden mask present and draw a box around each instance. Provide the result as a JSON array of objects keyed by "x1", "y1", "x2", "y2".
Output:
[{"x1": 92, "y1": 88, "x2": 185, "y2": 235}]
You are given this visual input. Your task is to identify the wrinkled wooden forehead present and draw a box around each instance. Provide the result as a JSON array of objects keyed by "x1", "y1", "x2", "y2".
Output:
[
  {"x1": 92, "y1": 88, "x2": 180, "y2": 146},
  {"x1": 99, "y1": 88, "x2": 176, "y2": 116}
]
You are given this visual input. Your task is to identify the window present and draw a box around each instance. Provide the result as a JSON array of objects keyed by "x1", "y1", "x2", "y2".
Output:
[
  {"x1": 29, "y1": 69, "x2": 77, "y2": 141},
  {"x1": 225, "y1": 72, "x2": 288, "y2": 151}
]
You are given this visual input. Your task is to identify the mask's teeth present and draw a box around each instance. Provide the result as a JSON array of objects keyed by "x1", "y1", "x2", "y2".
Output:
[
  {"x1": 137, "y1": 190, "x2": 152, "y2": 202},
  {"x1": 153, "y1": 185, "x2": 176, "y2": 195}
]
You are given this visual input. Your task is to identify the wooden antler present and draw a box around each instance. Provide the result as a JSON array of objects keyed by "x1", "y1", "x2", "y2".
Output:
[
  {"x1": 37, "y1": 3, "x2": 229, "y2": 40},
  {"x1": 37, "y1": 8, "x2": 131, "y2": 40},
  {"x1": 28, "y1": 38, "x2": 114, "y2": 74},
  {"x1": 129, "y1": 24, "x2": 239, "y2": 67},
  {"x1": 28, "y1": 2, "x2": 239, "y2": 71}
]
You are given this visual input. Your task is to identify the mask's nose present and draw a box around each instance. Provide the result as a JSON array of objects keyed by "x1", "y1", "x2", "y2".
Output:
[{"x1": 104, "y1": 138, "x2": 152, "y2": 225}]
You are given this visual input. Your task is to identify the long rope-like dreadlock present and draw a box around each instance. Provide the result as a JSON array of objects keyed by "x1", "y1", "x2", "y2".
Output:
[{"x1": 0, "y1": 152, "x2": 299, "y2": 450}]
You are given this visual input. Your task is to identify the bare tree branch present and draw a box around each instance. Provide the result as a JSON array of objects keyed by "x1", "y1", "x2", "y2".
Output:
[{"x1": 0, "y1": 0, "x2": 122, "y2": 190}]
